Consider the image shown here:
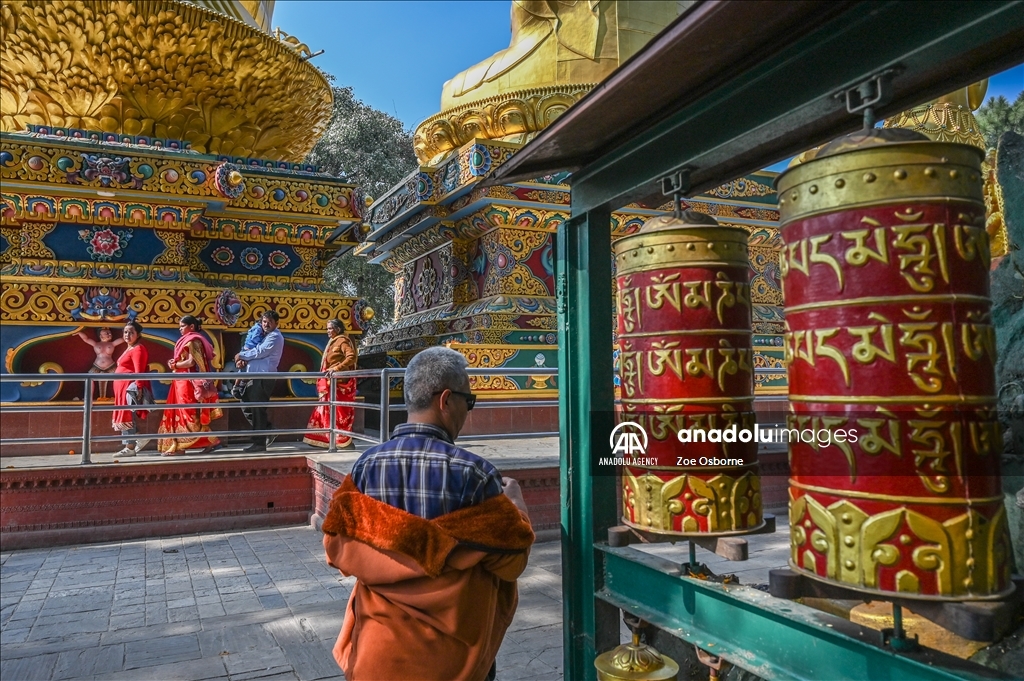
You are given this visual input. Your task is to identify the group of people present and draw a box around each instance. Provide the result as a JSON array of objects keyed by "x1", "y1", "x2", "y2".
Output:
[{"x1": 85, "y1": 311, "x2": 358, "y2": 457}]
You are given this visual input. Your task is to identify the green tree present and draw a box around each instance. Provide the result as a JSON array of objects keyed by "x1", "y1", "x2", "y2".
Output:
[
  {"x1": 976, "y1": 91, "x2": 1024, "y2": 149},
  {"x1": 306, "y1": 86, "x2": 418, "y2": 334}
]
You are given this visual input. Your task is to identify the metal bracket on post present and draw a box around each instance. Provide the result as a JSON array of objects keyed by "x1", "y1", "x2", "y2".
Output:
[
  {"x1": 81, "y1": 376, "x2": 93, "y2": 464},
  {"x1": 883, "y1": 603, "x2": 921, "y2": 653},
  {"x1": 660, "y1": 169, "x2": 691, "y2": 218},
  {"x1": 696, "y1": 645, "x2": 726, "y2": 681},
  {"x1": 834, "y1": 68, "x2": 898, "y2": 129}
]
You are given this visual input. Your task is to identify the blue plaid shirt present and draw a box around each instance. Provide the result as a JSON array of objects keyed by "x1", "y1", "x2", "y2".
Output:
[{"x1": 351, "y1": 423, "x2": 503, "y2": 520}]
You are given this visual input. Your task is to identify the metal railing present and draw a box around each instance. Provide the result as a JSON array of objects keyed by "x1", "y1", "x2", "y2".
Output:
[
  {"x1": 0, "y1": 367, "x2": 560, "y2": 464},
  {"x1": 0, "y1": 366, "x2": 786, "y2": 465}
]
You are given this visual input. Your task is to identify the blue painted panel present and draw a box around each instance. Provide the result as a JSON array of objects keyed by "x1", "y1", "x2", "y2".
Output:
[
  {"x1": 43, "y1": 223, "x2": 167, "y2": 264},
  {"x1": 0, "y1": 324, "x2": 78, "y2": 402},
  {"x1": 199, "y1": 240, "x2": 303, "y2": 276},
  {"x1": 283, "y1": 333, "x2": 326, "y2": 398}
]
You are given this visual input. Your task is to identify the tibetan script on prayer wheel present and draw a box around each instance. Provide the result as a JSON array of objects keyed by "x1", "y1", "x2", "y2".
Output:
[
  {"x1": 614, "y1": 211, "x2": 762, "y2": 536},
  {"x1": 776, "y1": 130, "x2": 1012, "y2": 600}
]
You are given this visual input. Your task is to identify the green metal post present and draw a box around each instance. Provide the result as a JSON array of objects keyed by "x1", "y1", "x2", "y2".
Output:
[{"x1": 557, "y1": 208, "x2": 620, "y2": 681}]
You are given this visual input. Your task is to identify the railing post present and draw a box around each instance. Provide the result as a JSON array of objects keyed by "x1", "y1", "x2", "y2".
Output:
[
  {"x1": 379, "y1": 368, "x2": 389, "y2": 444},
  {"x1": 328, "y1": 372, "x2": 337, "y2": 453},
  {"x1": 81, "y1": 376, "x2": 93, "y2": 465}
]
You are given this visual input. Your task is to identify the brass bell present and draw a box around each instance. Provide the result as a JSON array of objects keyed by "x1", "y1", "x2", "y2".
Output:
[{"x1": 594, "y1": 631, "x2": 679, "y2": 681}]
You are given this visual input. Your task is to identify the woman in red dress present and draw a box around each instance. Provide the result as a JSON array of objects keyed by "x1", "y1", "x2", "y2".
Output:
[
  {"x1": 304, "y1": 319, "x2": 358, "y2": 448},
  {"x1": 111, "y1": 320, "x2": 150, "y2": 456},
  {"x1": 157, "y1": 315, "x2": 222, "y2": 455}
]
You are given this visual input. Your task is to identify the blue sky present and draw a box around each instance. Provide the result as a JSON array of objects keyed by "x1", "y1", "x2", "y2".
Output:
[{"x1": 274, "y1": 1, "x2": 512, "y2": 128}]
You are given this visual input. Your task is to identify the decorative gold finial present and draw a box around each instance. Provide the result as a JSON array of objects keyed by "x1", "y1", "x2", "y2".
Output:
[
  {"x1": 594, "y1": 631, "x2": 680, "y2": 681},
  {"x1": 227, "y1": 170, "x2": 244, "y2": 187}
]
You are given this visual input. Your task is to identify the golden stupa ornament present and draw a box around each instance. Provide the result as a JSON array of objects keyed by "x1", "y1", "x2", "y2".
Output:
[
  {"x1": 883, "y1": 80, "x2": 988, "y2": 149},
  {"x1": 0, "y1": 0, "x2": 332, "y2": 161},
  {"x1": 413, "y1": 1, "x2": 682, "y2": 164},
  {"x1": 883, "y1": 80, "x2": 1009, "y2": 257},
  {"x1": 595, "y1": 632, "x2": 680, "y2": 681}
]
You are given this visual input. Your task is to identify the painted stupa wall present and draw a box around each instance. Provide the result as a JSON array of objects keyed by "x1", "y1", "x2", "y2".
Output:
[
  {"x1": 0, "y1": 0, "x2": 363, "y2": 408},
  {"x1": 354, "y1": 140, "x2": 786, "y2": 409}
]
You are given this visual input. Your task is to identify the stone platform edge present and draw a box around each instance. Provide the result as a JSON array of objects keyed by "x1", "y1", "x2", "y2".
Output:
[{"x1": 0, "y1": 456, "x2": 562, "y2": 550}]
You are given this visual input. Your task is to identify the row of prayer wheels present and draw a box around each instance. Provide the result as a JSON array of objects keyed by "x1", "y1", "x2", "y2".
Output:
[{"x1": 613, "y1": 129, "x2": 1012, "y2": 601}]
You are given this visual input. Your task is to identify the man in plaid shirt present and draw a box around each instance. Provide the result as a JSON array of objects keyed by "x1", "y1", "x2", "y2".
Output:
[
  {"x1": 351, "y1": 346, "x2": 526, "y2": 519},
  {"x1": 335, "y1": 345, "x2": 530, "y2": 681}
]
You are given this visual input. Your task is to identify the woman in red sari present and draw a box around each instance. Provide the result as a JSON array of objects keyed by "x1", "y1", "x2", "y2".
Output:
[
  {"x1": 158, "y1": 315, "x2": 222, "y2": 455},
  {"x1": 112, "y1": 320, "x2": 151, "y2": 456},
  {"x1": 304, "y1": 319, "x2": 357, "y2": 448}
]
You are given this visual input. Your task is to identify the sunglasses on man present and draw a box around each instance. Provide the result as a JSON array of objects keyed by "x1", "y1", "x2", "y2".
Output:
[{"x1": 435, "y1": 389, "x2": 476, "y2": 410}]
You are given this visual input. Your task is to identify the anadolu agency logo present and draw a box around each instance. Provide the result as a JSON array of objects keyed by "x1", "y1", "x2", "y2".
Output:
[{"x1": 602, "y1": 422, "x2": 657, "y2": 466}]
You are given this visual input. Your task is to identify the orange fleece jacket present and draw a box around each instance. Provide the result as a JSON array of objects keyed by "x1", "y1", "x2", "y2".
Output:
[{"x1": 322, "y1": 475, "x2": 535, "y2": 681}]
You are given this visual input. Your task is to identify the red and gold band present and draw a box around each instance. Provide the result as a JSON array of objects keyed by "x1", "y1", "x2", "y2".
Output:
[
  {"x1": 777, "y1": 133, "x2": 1012, "y2": 600},
  {"x1": 615, "y1": 213, "x2": 762, "y2": 536}
]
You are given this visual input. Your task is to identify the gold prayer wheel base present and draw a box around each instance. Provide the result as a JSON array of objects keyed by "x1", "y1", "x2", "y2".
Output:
[
  {"x1": 594, "y1": 640, "x2": 680, "y2": 681},
  {"x1": 788, "y1": 561, "x2": 1017, "y2": 603},
  {"x1": 622, "y1": 519, "x2": 767, "y2": 540}
]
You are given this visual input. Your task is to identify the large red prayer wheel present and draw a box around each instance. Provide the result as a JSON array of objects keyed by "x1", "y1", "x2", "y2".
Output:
[
  {"x1": 615, "y1": 211, "x2": 762, "y2": 537},
  {"x1": 777, "y1": 130, "x2": 1013, "y2": 599}
]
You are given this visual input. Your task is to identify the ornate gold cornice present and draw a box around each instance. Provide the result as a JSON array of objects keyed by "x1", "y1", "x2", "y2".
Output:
[
  {"x1": 0, "y1": 279, "x2": 358, "y2": 333},
  {"x1": 0, "y1": 137, "x2": 360, "y2": 222},
  {"x1": 883, "y1": 102, "x2": 986, "y2": 149},
  {"x1": 0, "y1": 0, "x2": 332, "y2": 161},
  {"x1": 412, "y1": 84, "x2": 595, "y2": 165}
]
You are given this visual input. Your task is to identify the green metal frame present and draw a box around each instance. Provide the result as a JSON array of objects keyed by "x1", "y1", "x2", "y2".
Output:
[
  {"x1": 556, "y1": 209, "x2": 619, "y2": 681},
  {"x1": 598, "y1": 547, "x2": 1008, "y2": 681},
  {"x1": 555, "y1": 3, "x2": 1024, "y2": 679}
]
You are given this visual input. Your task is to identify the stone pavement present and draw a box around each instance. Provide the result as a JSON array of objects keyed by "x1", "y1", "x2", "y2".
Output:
[
  {"x1": 0, "y1": 517, "x2": 796, "y2": 681},
  {"x1": 0, "y1": 526, "x2": 566, "y2": 681}
]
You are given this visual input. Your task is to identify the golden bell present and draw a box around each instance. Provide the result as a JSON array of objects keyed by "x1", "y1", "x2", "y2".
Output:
[{"x1": 594, "y1": 633, "x2": 679, "y2": 681}]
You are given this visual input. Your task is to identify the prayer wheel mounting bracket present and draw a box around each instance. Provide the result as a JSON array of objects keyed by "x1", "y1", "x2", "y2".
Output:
[
  {"x1": 768, "y1": 569, "x2": 1024, "y2": 643},
  {"x1": 834, "y1": 67, "x2": 899, "y2": 128}
]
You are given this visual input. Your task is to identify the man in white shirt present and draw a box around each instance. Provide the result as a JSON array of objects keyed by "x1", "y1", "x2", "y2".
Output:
[{"x1": 235, "y1": 310, "x2": 284, "y2": 452}]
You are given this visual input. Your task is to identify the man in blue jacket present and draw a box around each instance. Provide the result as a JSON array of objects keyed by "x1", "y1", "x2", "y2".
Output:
[{"x1": 234, "y1": 310, "x2": 284, "y2": 452}]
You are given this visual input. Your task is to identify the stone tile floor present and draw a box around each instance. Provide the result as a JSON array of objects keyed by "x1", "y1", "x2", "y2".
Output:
[{"x1": 0, "y1": 526, "x2": 566, "y2": 681}]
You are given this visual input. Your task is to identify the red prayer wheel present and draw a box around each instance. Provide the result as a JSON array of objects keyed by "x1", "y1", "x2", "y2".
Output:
[
  {"x1": 614, "y1": 211, "x2": 762, "y2": 536},
  {"x1": 777, "y1": 130, "x2": 1012, "y2": 600}
]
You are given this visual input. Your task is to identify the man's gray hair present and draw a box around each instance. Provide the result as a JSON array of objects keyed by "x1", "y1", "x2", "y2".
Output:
[{"x1": 404, "y1": 346, "x2": 469, "y2": 412}]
